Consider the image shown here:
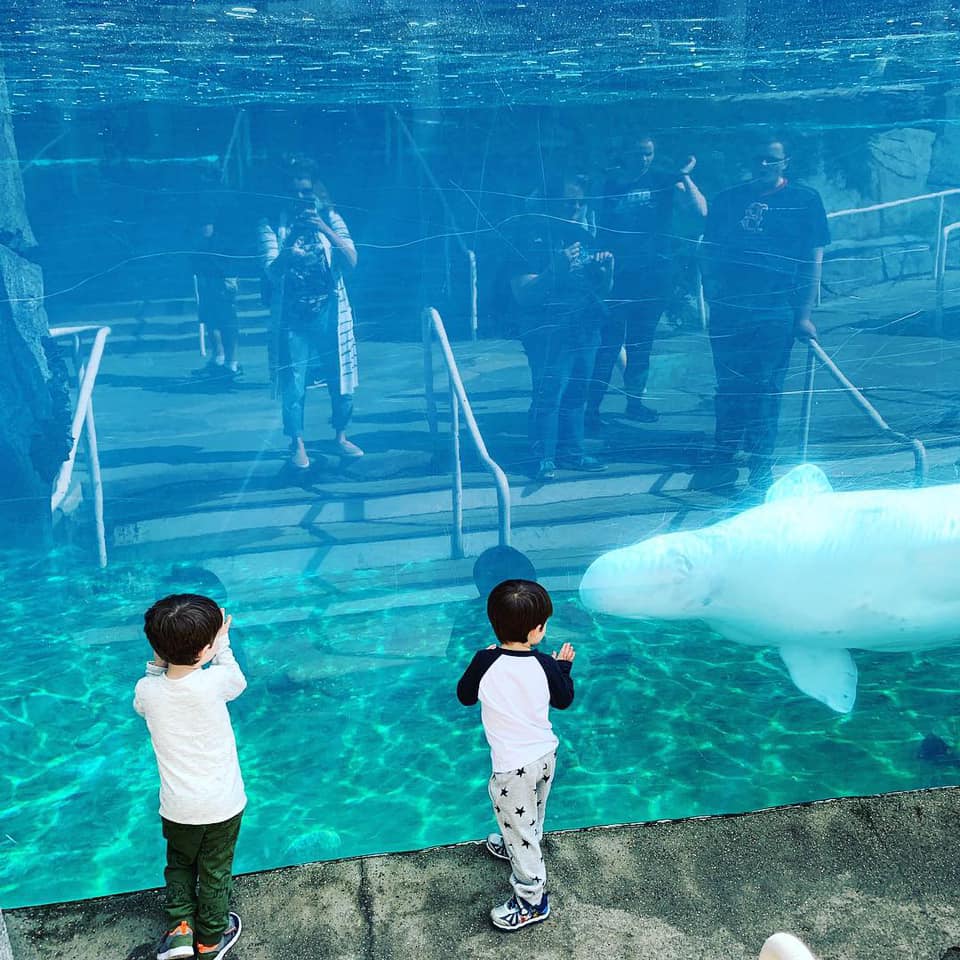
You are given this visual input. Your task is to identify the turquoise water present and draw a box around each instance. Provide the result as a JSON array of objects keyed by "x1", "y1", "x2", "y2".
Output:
[
  {"x1": 5, "y1": 0, "x2": 960, "y2": 915},
  {"x1": 2, "y1": 559, "x2": 958, "y2": 909}
]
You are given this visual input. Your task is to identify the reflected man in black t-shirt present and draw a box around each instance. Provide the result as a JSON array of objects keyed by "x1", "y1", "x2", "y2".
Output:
[
  {"x1": 587, "y1": 135, "x2": 707, "y2": 427},
  {"x1": 700, "y1": 139, "x2": 830, "y2": 490},
  {"x1": 508, "y1": 178, "x2": 615, "y2": 482}
]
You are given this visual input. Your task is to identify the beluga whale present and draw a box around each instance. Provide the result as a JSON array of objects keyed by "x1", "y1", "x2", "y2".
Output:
[{"x1": 579, "y1": 464, "x2": 960, "y2": 714}]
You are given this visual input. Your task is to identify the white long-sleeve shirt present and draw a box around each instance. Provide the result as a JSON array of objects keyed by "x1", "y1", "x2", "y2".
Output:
[{"x1": 133, "y1": 646, "x2": 247, "y2": 825}]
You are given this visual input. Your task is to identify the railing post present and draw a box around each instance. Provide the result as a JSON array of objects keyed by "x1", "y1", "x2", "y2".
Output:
[
  {"x1": 84, "y1": 399, "x2": 107, "y2": 568},
  {"x1": 694, "y1": 235, "x2": 707, "y2": 330},
  {"x1": 798, "y1": 343, "x2": 816, "y2": 461},
  {"x1": 807, "y1": 338, "x2": 927, "y2": 487},
  {"x1": 934, "y1": 194, "x2": 946, "y2": 280},
  {"x1": 423, "y1": 309, "x2": 439, "y2": 452},
  {"x1": 449, "y1": 378, "x2": 464, "y2": 560},
  {"x1": 467, "y1": 249, "x2": 478, "y2": 340},
  {"x1": 424, "y1": 306, "x2": 512, "y2": 549},
  {"x1": 936, "y1": 222, "x2": 960, "y2": 337}
]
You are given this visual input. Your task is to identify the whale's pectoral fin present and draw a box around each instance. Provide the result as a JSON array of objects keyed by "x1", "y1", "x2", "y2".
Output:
[
  {"x1": 778, "y1": 644, "x2": 857, "y2": 714},
  {"x1": 765, "y1": 463, "x2": 833, "y2": 504}
]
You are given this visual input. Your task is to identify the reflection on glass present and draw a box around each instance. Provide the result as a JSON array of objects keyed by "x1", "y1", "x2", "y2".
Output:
[{"x1": 1, "y1": 1, "x2": 960, "y2": 913}]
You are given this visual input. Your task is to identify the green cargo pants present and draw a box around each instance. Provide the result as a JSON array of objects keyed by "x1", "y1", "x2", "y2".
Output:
[{"x1": 161, "y1": 811, "x2": 243, "y2": 944}]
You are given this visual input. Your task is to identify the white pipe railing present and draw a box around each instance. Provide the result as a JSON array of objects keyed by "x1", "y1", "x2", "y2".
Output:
[
  {"x1": 798, "y1": 338, "x2": 927, "y2": 487},
  {"x1": 49, "y1": 324, "x2": 111, "y2": 567},
  {"x1": 827, "y1": 187, "x2": 960, "y2": 280},
  {"x1": 935, "y1": 219, "x2": 960, "y2": 334},
  {"x1": 467, "y1": 249, "x2": 478, "y2": 340},
  {"x1": 423, "y1": 306, "x2": 511, "y2": 558}
]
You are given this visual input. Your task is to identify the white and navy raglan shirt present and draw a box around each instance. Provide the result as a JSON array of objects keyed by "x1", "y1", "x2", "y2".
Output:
[{"x1": 457, "y1": 648, "x2": 574, "y2": 773}]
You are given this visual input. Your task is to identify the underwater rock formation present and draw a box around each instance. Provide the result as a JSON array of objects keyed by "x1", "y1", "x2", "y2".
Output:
[{"x1": 0, "y1": 61, "x2": 71, "y2": 548}]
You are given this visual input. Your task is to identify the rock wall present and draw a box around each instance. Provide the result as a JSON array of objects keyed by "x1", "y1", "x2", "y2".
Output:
[{"x1": 0, "y1": 61, "x2": 71, "y2": 549}]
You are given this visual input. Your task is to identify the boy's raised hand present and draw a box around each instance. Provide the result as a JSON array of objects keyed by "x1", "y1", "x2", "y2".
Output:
[
  {"x1": 553, "y1": 642, "x2": 575, "y2": 662},
  {"x1": 214, "y1": 609, "x2": 233, "y2": 653}
]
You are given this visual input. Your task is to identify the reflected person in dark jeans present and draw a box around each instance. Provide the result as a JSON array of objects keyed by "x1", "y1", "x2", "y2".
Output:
[
  {"x1": 700, "y1": 138, "x2": 829, "y2": 492},
  {"x1": 509, "y1": 177, "x2": 615, "y2": 482},
  {"x1": 267, "y1": 189, "x2": 363, "y2": 470}
]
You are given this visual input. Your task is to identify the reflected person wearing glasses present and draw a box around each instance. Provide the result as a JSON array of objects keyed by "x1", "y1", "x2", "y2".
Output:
[{"x1": 699, "y1": 138, "x2": 830, "y2": 492}]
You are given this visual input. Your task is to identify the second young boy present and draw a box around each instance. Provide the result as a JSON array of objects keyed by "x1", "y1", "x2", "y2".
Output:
[{"x1": 456, "y1": 579, "x2": 575, "y2": 931}]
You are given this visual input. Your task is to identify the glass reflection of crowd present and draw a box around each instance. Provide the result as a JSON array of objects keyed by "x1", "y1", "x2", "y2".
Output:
[
  {"x1": 189, "y1": 133, "x2": 827, "y2": 494},
  {"x1": 502, "y1": 132, "x2": 827, "y2": 493}
]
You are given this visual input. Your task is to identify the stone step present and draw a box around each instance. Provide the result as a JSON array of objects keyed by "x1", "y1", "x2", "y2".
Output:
[{"x1": 110, "y1": 467, "x2": 702, "y2": 547}]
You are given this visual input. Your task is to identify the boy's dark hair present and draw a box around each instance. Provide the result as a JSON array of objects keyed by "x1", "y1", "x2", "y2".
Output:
[
  {"x1": 144, "y1": 593, "x2": 222, "y2": 666},
  {"x1": 486, "y1": 579, "x2": 553, "y2": 646}
]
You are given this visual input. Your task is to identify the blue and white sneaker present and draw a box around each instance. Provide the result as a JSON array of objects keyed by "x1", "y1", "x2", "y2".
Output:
[
  {"x1": 490, "y1": 893, "x2": 550, "y2": 931},
  {"x1": 197, "y1": 912, "x2": 242, "y2": 959},
  {"x1": 484, "y1": 833, "x2": 510, "y2": 861},
  {"x1": 156, "y1": 920, "x2": 194, "y2": 960}
]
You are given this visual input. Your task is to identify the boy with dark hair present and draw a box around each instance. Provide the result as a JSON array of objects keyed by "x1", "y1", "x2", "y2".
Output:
[
  {"x1": 134, "y1": 594, "x2": 246, "y2": 960},
  {"x1": 457, "y1": 580, "x2": 576, "y2": 931}
]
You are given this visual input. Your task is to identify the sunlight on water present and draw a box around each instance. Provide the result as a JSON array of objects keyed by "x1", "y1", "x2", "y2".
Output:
[{"x1": 3, "y1": 0, "x2": 960, "y2": 914}]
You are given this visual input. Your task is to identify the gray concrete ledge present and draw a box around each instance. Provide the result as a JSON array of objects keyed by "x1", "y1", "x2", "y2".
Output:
[{"x1": 6, "y1": 787, "x2": 960, "y2": 959}]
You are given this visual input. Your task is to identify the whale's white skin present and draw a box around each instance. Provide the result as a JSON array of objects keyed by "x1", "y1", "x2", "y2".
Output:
[
  {"x1": 759, "y1": 933, "x2": 818, "y2": 960},
  {"x1": 578, "y1": 464, "x2": 960, "y2": 713}
]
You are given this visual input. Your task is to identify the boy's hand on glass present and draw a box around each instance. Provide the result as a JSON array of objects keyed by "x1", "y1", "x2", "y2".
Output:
[
  {"x1": 214, "y1": 610, "x2": 233, "y2": 653},
  {"x1": 553, "y1": 642, "x2": 575, "y2": 662}
]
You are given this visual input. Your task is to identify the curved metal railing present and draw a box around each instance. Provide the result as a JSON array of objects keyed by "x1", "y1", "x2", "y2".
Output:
[
  {"x1": 49, "y1": 324, "x2": 112, "y2": 566},
  {"x1": 799, "y1": 337, "x2": 927, "y2": 487},
  {"x1": 422, "y1": 307, "x2": 511, "y2": 558}
]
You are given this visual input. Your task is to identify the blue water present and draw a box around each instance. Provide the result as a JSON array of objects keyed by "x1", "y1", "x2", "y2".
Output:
[
  {"x1": 3, "y1": 0, "x2": 960, "y2": 911},
  {"x1": 2, "y1": 560, "x2": 959, "y2": 910}
]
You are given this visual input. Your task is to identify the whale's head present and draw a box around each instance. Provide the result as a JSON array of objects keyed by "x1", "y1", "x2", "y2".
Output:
[{"x1": 579, "y1": 532, "x2": 712, "y2": 621}]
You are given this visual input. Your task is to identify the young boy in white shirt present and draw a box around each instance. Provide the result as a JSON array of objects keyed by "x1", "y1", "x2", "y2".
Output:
[
  {"x1": 134, "y1": 594, "x2": 246, "y2": 960},
  {"x1": 457, "y1": 579, "x2": 576, "y2": 931}
]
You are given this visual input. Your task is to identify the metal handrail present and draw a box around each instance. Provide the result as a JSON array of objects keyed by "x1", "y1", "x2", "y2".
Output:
[
  {"x1": 799, "y1": 337, "x2": 927, "y2": 486},
  {"x1": 423, "y1": 307, "x2": 511, "y2": 558},
  {"x1": 49, "y1": 324, "x2": 112, "y2": 567},
  {"x1": 935, "y1": 219, "x2": 960, "y2": 333},
  {"x1": 827, "y1": 187, "x2": 960, "y2": 281}
]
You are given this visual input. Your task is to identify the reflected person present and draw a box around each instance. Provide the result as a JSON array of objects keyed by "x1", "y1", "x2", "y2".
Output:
[
  {"x1": 588, "y1": 133, "x2": 707, "y2": 428},
  {"x1": 700, "y1": 138, "x2": 829, "y2": 491},
  {"x1": 509, "y1": 177, "x2": 614, "y2": 482},
  {"x1": 261, "y1": 167, "x2": 362, "y2": 470}
]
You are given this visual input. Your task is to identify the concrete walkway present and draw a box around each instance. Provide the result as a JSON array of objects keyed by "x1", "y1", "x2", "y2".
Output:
[{"x1": 5, "y1": 787, "x2": 960, "y2": 959}]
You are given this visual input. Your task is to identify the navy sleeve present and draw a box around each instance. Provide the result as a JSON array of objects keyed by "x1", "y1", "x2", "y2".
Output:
[
  {"x1": 456, "y1": 649, "x2": 500, "y2": 706},
  {"x1": 534, "y1": 651, "x2": 575, "y2": 709},
  {"x1": 807, "y1": 190, "x2": 830, "y2": 249}
]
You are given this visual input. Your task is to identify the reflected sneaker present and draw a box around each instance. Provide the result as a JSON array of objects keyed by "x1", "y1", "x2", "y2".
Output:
[
  {"x1": 624, "y1": 400, "x2": 659, "y2": 422},
  {"x1": 157, "y1": 920, "x2": 194, "y2": 960},
  {"x1": 485, "y1": 832, "x2": 510, "y2": 861},
  {"x1": 535, "y1": 459, "x2": 557, "y2": 482},
  {"x1": 557, "y1": 455, "x2": 606, "y2": 473},
  {"x1": 192, "y1": 359, "x2": 227, "y2": 378},
  {"x1": 337, "y1": 437, "x2": 364, "y2": 458},
  {"x1": 490, "y1": 893, "x2": 550, "y2": 931},
  {"x1": 197, "y1": 912, "x2": 241, "y2": 959},
  {"x1": 289, "y1": 443, "x2": 310, "y2": 470}
]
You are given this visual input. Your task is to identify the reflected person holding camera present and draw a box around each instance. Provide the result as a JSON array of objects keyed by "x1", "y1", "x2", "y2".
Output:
[
  {"x1": 264, "y1": 165, "x2": 362, "y2": 470},
  {"x1": 508, "y1": 176, "x2": 614, "y2": 482}
]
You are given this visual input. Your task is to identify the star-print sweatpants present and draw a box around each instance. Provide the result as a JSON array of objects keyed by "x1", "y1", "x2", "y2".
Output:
[{"x1": 487, "y1": 750, "x2": 557, "y2": 904}]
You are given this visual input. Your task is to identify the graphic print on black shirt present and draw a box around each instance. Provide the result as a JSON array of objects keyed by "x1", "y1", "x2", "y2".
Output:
[
  {"x1": 703, "y1": 179, "x2": 830, "y2": 310},
  {"x1": 601, "y1": 169, "x2": 678, "y2": 267}
]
